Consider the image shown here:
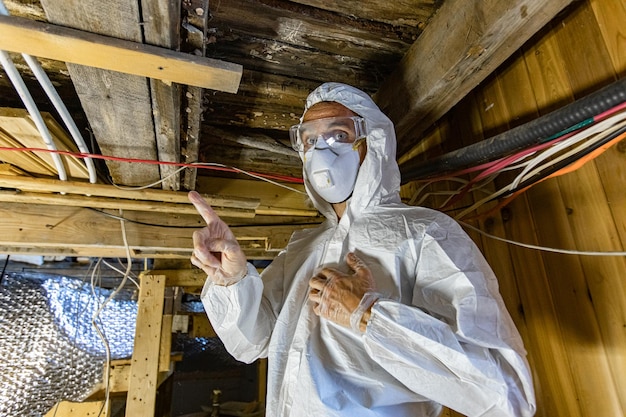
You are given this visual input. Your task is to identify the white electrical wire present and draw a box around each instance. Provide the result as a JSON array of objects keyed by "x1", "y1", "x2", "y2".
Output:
[
  {"x1": 454, "y1": 113, "x2": 626, "y2": 219},
  {"x1": 460, "y1": 221, "x2": 626, "y2": 256},
  {"x1": 112, "y1": 161, "x2": 308, "y2": 195},
  {"x1": 509, "y1": 112, "x2": 626, "y2": 189},
  {"x1": 90, "y1": 211, "x2": 133, "y2": 417}
]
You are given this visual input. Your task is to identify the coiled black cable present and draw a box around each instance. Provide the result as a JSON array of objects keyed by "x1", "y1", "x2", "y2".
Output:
[{"x1": 400, "y1": 77, "x2": 626, "y2": 183}]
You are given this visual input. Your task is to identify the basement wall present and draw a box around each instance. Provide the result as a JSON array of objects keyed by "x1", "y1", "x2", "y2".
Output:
[{"x1": 401, "y1": 0, "x2": 626, "y2": 415}]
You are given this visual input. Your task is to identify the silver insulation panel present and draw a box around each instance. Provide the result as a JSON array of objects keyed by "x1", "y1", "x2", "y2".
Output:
[{"x1": 0, "y1": 273, "x2": 137, "y2": 417}]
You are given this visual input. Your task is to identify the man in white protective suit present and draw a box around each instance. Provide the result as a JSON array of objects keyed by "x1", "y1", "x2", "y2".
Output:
[{"x1": 188, "y1": 82, "x2": 536, "y2": 417}]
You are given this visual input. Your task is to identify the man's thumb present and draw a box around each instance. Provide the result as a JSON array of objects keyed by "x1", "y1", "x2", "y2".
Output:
[{"x1": 346, "y1": 252, "x2": 367, "y2": 273}]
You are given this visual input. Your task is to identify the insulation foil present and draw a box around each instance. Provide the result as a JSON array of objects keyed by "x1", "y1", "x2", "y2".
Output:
[{"x1": 0, "y1": 273, "x2": 137, "y2": 417}]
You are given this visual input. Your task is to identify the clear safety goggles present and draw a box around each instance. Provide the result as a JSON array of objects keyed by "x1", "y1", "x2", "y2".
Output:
[{"x1": 289, "y1": 116, "x2": 367, "y2": 152}]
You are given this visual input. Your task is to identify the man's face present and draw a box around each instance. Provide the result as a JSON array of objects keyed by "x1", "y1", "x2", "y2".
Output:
[{"x1": 303, "y1": 102, "x2": 367, "y2": 164}]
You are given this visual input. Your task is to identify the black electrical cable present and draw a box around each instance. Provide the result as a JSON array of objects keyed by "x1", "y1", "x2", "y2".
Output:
[
  {"x1": 502, "y1": 124, "x2": 626, "y2": 198},
  {"x1": 87, "y1": 207, "x2": 322, "y2": 228},
  {"x1": 400, "y1": 77, "x2": 626, "y2": 183}
]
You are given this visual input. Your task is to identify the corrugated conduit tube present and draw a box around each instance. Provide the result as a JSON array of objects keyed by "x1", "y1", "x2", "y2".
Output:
[{"x1": 400, "y1": 77, "x2": 626, "y2": 182}]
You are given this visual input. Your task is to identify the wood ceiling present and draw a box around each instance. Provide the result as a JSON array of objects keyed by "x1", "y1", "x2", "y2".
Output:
[{"x1": 0, "y1": 0, "x2": 574, "y2": 259}]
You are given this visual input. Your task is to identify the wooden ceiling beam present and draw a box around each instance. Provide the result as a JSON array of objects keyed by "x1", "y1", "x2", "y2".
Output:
[
  {"x1": 375, "y1": 0, "x2": 574, "y2": 159},
  {"x1": 0, "y1": 14, "x2": 242, "y2": 92},
  {"x1": 0, "y1": 175, "x2": 259, "y2": 209},
  {"x1": 0, "y1": 202, "x2": 315, "y2": 259}
]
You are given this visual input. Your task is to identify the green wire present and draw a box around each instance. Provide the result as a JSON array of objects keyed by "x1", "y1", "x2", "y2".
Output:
[{"x1": 540, "y1": 118, "x2": 594, "y2": 143}]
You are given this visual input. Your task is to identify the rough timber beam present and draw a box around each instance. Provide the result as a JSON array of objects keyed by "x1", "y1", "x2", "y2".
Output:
[
  {"x1": 0, "y1": 202, "x2": 313, "y2": 259},
  {"x1": 375, "y1": 0, "x2": 574, "y2": 160},
  {"x1": 0, "y1": 15, "x2": 242, "y2": 92}
]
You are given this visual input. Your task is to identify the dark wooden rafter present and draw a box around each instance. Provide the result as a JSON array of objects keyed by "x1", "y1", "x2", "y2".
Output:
[{"x1": 374, "y1": 0, "x2": 575, "y2": 161}]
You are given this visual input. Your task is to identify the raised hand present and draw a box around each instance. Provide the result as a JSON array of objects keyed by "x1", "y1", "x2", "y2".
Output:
[
  {"x1": 308, "y1": 252, "x2": 379, "y2": 332},
  {"x1": 188, "y1": 191, "x2": 248, "y2": 286}
]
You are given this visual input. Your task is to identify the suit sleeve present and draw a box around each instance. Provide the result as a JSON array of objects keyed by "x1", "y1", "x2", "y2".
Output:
[
  {"x1": 201, "y1": 250, "x2": 287, "y2": 364},
  {"x1": 362, "y1": 221, "x2": 536, "y2": 417}
]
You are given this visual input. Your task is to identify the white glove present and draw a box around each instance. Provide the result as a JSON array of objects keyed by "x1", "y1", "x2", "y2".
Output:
[{"x1": 188, "y1": 191, "x2": 247, "y2": 286}]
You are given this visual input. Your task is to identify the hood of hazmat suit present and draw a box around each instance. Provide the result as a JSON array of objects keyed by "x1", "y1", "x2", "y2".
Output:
[{"x1": 201, "y1": 83, "x2": 536, "y2": 417}]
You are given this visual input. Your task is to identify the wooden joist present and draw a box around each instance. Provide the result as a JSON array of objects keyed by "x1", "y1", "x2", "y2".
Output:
[
  {"x1": 0, "y1": 15, "x2": 242, "y2": 92},
  {"x1": 0, "y1": 175, "x2": 259, "y2": 209},
  {"x1": 375, "y1": 0, "x2": 575, "y2": 159},
  {"x1": 0, "y1": 202, "x2": 313, "y2": 259}
]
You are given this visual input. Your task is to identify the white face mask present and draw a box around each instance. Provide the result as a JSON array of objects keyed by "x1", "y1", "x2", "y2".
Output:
[{"x1": 304, "y1": 140, "x2": 361, "y2": 204}]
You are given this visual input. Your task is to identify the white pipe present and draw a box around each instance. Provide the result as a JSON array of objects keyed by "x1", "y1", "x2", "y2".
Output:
[
  {"x1": 22, "y1": 54, "x2": 98, "y2": 183},
  {"x1": 0, "y1": 50, "x2": 68, "y2": 181},
  {"x1": 1, "y1": 0, "x2": 97, "y2": 183}
]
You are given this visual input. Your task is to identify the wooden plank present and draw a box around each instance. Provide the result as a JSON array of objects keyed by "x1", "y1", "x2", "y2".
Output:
[
  {"x1": 551, "y1": 3, "x2": 626, "y2": 411},
  {"x1": 87, "y1": 362, "x2": 132, "y2": 398},
  {"x1": 0, "y1": 108, "x2": 89, "y2": 178},
  {"x1": 374, "y1": 0, "x2": 574, "y2": 158},
  {"x1": 289, "y1": 0, "x2": 436, "y2": 27},
  {"x1": 190, "y1": 313, "x2": 217, "y2": 338},
  {"x1": 147, "y1": 268, "x2": 207, "y2": 287},
  {"x1": 589, "y1": 0, "x2": 626, "y2": 76},
  {"x1": 142, "y1": 0, "x2": 182, "y2": 191},
  {"x1": 554, "y1": 1, "x2": 616, "y2": 95},
  {"x1": 0, "y1": 128, "x2": 58, "y2": 176},
  {"x1": 0, "y1": 163, "x2": 28, "y2": 175},
  {"x1": 200, "y1": 69, "x2": 316, "y2": 131},
  {"x1": 196, "y1": 176, "x2": 311, "y2": 214},
  {"x1": 0, "y1": 175, "x2": 260, "y2": 208},
  {"x1": 126, "y1": 274, "x2": 166, "y2": 417},
  {"x1": 159, "y1": 314, "x2": 174, "y2": 372},
  {"x1": 181, "y1": 86, "x2": 201, "y2": 190},
  {"x1": 0, "y1": 15, "x2": 243, "y2": 92},
  {"x1": 209, "y1": 0, "x2": 414, "y2": 60},
  {"x1": 44, "y1": 400, "x2": 109, "y2": 417},
  {"x1": 0, "y1": 190, "x2": 254, "y2": 218},
  {"x1": 0, "y1": 202, "x2": 311, "y2": 259}
]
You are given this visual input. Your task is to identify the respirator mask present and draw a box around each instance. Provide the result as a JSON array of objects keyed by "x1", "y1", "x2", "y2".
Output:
[{"x1": 290, "y1": 116, "x2": 367, "y2": 203}]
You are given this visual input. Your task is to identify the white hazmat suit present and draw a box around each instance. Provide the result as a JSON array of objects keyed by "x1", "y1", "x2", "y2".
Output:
[{"x1": 200, "y1": 83, "x2": 536, "y2": 416}]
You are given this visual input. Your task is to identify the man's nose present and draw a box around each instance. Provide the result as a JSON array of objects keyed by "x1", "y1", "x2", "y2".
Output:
[{"x1": 313, "y1": 134, "x2": 330, "y2": 149}]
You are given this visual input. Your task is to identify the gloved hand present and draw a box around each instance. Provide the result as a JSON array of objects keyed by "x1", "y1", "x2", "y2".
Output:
[
  {"x1": 189, "y1": 191, "x2": 248, "y2": 286},
  {"x1": 309, "y1": 252, "x2": 380, "y2": 332}
]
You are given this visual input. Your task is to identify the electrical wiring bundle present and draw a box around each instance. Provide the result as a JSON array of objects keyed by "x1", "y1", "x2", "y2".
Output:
[{"x1": 404, "y1": 79, "x2": 626, "y2": 222}]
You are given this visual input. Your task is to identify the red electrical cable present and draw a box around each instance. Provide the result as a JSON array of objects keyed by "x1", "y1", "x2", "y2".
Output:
[{"x1": 0, "y1": 146, "x2": 304, "y2": 184}]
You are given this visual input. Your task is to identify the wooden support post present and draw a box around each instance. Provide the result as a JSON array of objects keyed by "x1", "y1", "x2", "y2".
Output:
[{"x1": 126, "y1": 274, "x2": 166, "y2": 417}]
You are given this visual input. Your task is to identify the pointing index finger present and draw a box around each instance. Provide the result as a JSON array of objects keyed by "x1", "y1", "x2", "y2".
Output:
[{"x1": 188, "y1": 191, "x2": 220, "y2": 225}]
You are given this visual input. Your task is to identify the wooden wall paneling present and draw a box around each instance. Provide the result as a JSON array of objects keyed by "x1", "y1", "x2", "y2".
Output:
[
  {"x1": 587, "y1": 0, "x2": 626, "y2": 250},
  {"x1": 552, "y1": 3, "x2": 626, "y2": 411},
  {"x1": 499, "y1": 48, "x2": 620, "y2": 416},
  {"x1": 554, "y1": 1, "x2": 617, "y2": 94},
  {"x1": 589, "y1": 0, "x2": 626, "y2": 77},
  {"x1": 471, "y1": 76, "x2": 571, "y2": 417}
]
